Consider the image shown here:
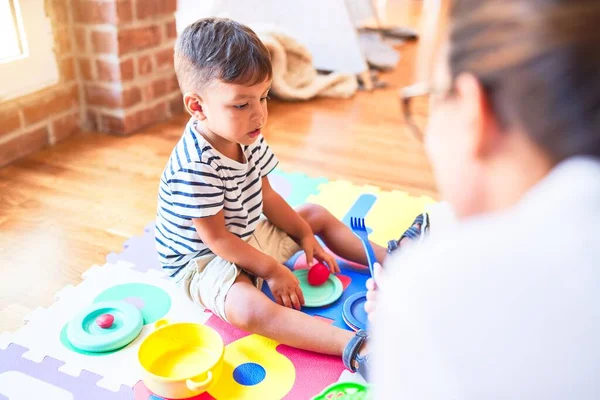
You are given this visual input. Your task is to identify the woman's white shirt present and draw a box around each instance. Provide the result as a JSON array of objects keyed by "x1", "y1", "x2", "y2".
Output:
[{"x1": 374, "y1": 157, "x2": 600, "y2": 400}]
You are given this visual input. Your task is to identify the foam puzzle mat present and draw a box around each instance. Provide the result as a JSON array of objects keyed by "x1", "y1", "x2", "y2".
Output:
[{"x1": 0, "y1": 169, "x2": 443, "y2": 400}]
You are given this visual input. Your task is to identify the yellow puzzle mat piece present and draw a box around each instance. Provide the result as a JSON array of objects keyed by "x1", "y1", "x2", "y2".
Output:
[
  {"x1": 307, "y1": 180, "x2": 436, "y2": 246},
  {"x1": 367, "y1": 191, "x2": 437, "y2": 246},
  {"x1": 208, "y1": 334, "x2": 295, "y2": 400}
]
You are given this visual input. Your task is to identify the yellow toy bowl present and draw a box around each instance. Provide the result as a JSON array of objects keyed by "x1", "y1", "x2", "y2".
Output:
[{"x1": 138, "y1": 319, "x2": 224, "y2": 399}]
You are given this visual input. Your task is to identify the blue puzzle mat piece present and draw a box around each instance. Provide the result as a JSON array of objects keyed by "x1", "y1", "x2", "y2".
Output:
[
  {"x1": 264, "y1": 194, "x2": 378, "y2": 330},
  {"x1": 262, "y1": 261, "x2": 369, "y2": 330}
]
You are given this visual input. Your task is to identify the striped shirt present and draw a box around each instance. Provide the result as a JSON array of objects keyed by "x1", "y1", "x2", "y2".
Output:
[{"x1": 155, "y1": 119, "x2": 279, "y2": 277}]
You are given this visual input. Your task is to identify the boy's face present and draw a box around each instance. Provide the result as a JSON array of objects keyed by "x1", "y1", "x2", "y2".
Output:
[{"x1": 194, "y1": 78, "x2": 272, "y2": 146}]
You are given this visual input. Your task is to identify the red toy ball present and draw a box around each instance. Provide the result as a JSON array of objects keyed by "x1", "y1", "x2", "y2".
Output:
[
  {"x1": 307, "y1": 262, "x2": 330, "y2": 286},
  {"x1": 96, "y1": 313, "x2": 115, "y2": 329}
]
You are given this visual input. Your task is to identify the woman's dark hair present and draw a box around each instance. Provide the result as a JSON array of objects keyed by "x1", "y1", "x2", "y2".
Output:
[{"x1": 449, "y1": 0, "x2": 600, "y2": 162}]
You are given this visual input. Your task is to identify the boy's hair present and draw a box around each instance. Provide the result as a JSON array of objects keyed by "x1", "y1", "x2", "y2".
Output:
[{"x1": 174, "y1": 18, "x2": 272, "y2": 93}]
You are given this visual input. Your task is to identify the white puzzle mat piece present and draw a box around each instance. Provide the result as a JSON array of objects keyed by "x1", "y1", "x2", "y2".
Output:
[{"x1": 4, "y1": 260, "x2": 210, "y2": 390}]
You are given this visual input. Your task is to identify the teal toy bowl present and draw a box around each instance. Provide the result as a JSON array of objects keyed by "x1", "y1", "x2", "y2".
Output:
[{"x1": 66, "y1": 300, "x2": 143, "y2": 353}]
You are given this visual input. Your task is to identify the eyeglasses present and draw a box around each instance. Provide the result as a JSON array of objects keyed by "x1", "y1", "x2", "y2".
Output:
[
  {"x1": 400, "y1": 83, "x2": 430, "y2": 142},
  {"x1": 400, "y1": 83, "x2": 453, "y2": 142}
]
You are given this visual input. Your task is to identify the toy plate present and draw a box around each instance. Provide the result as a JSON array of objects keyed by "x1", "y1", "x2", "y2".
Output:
[
  {"x1": 66, "y1": 300, "x2": 143, "y2": 353},
  {"x1": 294, "y1": 270, "x2": 343, "y2": 307},
  {"x1": 342, "y1": 291, "x2": 368, "y2": 331}
]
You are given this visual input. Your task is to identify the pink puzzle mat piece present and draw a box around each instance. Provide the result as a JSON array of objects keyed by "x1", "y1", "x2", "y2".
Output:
[
  {"x1": 277, "y1": 344, "x2": 345, "y2": 400},
  {"x1": 206, "y1": 315, "x2": 345, "y2": 400},
  {"x1": 133, "y1": 315, "x2": 345, "y2": 400}
]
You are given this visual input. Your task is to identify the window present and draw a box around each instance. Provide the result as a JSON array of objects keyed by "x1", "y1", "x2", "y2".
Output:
[
  {"x1": 0, "y1": 0, "x2": 26, "y2": 62},
  {"x1": 0, "y1": 0, "x2": 59, "y2": 101}
]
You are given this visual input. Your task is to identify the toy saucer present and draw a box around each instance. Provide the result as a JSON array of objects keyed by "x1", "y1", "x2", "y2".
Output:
[
  {"x1": 342, "y1": 292, "x2": 368, "y2": 331},
  {"x1": 67, "y1": 300, "x2": 143, "y2": 353},
  {"x1": 294, "y1": 269, "x2": 343, "y2": 307}
]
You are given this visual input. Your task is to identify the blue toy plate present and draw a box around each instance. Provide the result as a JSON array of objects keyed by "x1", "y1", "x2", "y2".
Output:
[
  {"x1": 342, "y1": 292, "x2": 368, "y2": 331},
  {"x1": 66, "y1": 300, "x2": 143, "y2": 353},
  {"x1": 342, "y1": 313, "x2": 359, "y2": 332}
]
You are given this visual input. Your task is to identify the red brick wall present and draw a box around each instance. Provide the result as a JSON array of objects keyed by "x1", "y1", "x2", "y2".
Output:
[
  {"x1": 0, "y1": 0, "x2": 183, "y2": 167},
  {"x1": 75, "y1": 0, "x2": 182, "y2": 134},
  {"x1": 0, "y1": 0, "x2": 80, "y2": 166}
]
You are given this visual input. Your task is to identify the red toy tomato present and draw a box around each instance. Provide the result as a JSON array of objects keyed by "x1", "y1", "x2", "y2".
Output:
[{"x1": 307, "y1": 262, "x2": 330, "y2": 286}]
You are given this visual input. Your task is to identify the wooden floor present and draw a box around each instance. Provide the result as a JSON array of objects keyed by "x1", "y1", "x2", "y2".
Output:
[{"x1": 0, "y1": 1, "x2": 435, "y2": 332}]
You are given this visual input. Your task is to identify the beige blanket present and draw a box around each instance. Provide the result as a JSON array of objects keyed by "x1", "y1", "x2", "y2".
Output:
[{"x1": 257, "y1": 31, "x2": 358, "y2": 100}]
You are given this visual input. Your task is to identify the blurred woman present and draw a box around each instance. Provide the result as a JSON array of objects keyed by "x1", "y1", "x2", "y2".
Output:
[{"x1": 369, "y1": 0, "x2": 600, "y2": 398}]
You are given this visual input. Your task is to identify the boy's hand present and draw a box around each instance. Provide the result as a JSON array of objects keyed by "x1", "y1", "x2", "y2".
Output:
[
  {"x1": 266, "y1": 263, "x2": 305, "y2": 310},
  {"x1": 301, "y1": 234, "x2": 340, "y2": 274}
]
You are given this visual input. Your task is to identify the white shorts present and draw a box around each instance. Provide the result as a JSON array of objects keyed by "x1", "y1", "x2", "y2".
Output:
[{"x1": 179, "y1": 219, "x2": 301, "y2": 322}]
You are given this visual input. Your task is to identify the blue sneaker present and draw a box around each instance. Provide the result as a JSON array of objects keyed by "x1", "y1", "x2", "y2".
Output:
[
  {"x1": 342, "y1": 329, "x2": 371, "y2": 381},
  {"x1": 387, "y1": 213, "x2": 430, "y2": 254}
]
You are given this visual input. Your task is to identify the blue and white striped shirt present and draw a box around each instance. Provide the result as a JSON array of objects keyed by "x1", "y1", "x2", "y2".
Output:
[{"x1": 155, "y1": 119, "x2": 279, "y2": 277}]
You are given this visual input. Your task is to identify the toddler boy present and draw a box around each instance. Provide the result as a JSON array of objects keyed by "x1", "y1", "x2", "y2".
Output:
[{"x1": 156, "y1": 17, "x2": 428, "y2": 379}]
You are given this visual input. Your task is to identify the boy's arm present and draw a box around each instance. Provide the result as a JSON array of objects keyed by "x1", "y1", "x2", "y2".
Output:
[
  {"x1": 262, "y1": 176, "x2": 339, "y2": 273},
  {"x1": 192, "y1": 211, "x2": 277, "y2": 278},
  {"x1": 192, "y1": 211, "x2": 306, "y2": 309}
]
